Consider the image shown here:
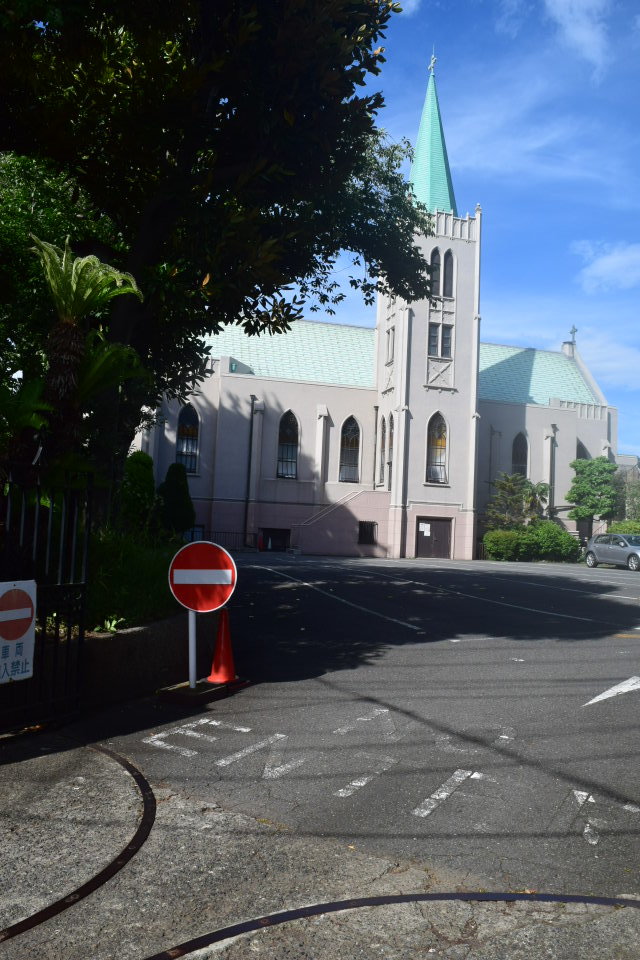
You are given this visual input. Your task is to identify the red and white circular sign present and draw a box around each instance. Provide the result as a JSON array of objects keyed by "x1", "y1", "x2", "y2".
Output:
[
  {"x1": 0, "y1": 587, "x2": 35, "y2": 642},
  {"x1": 168, "y1": 541, "x2": 237, "y2": 613}
]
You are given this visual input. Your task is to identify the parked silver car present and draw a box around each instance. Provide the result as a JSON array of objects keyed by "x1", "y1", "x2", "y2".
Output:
[{"x1": 585, "y1": 533, "x2": 640, "y2": 571}]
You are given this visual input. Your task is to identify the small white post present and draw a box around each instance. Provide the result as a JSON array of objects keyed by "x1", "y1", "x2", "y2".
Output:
[{"x1": 188, "y1": 610, "x2": 197, "y2": 689}]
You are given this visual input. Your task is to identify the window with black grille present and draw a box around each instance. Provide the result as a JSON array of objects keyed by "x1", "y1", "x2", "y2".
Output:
[
  {"x1": 358, "y1": 521, "x2": 377, "y2": 545},
  {"x1": 277, "y1": 410, "x2": 299, "y2": 478},
  {"x1": 339, "y1": 416, "x2": 360, "y2": 482},
  {"x1": 176, "y1": 404, "x2": 199, "y2": 473}
]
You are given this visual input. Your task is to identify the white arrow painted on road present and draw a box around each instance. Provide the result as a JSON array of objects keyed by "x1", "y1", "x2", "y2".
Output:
[
  {"x1": 583, "y1": 676, "x2": 640, "y2": 706},
  {"x1": 572, "y1": 790, "x2": 607, "y2": 846}
]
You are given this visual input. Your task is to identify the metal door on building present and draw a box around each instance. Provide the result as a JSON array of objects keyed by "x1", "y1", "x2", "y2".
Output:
[{"x1": 415, "y1": 518, "x2": 451, "y2": 558}]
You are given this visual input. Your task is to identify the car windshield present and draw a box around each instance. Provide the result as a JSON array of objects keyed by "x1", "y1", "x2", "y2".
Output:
[{"x1": 624, "y1": 535, "x2": 640, "y2": 546}]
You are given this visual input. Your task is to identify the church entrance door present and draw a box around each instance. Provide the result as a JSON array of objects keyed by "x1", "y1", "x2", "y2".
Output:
[{"x1": 415, "y1": 518, "x2": 451, "y2": 559}]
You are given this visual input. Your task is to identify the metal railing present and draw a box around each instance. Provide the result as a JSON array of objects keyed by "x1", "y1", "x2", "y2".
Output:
[{"x1": 0, "y1": 466, "x2": 93, "y2": 730}]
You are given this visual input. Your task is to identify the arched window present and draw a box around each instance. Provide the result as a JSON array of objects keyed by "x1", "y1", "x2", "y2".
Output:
[
  {"x1": 277, "y1": 411, "x2": 299, "y2": 478},
  {"x1": 176, "y1": 404, "x2": 199, "y2": 473},
  {"x1": 443, "y1": 250, "x2": 454, "y2": 298},
  {"x1": 430, "y1": 249, "x2": 441, "y2": 298},
  {"x1": 426, "y1": 413, "x2": 447, "y2": 484},
  {"x1": 387, "y1": 414, "x2": 394, "y2": 491},
  {"x1": 512, "y1": 433, "x2": 528, "y2": 477},
  {"x1": 339, "y1": 416, "x2": 360, "y2": 483},
  {"x1": 379, "y1": 417, "x2": 386, "y2": 485},
  {"x1": 576, "y1": 440, "x2": 590, "y2": 460}
]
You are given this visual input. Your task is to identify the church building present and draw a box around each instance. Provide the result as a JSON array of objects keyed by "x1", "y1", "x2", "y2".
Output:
[{"x1": 140, "y1": 64, "x2": 617, "y2": 558}]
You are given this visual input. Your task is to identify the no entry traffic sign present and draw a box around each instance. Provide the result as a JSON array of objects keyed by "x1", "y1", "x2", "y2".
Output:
[
  {"x1": 0, "y1": 585, "x2": 35, "y2": 643},
  {"x1": 169, "y1": 541, "x2": 237, "y2": 613},
  {"x1": 0, "y1": 580, "x2": 36, "y2": 684}
]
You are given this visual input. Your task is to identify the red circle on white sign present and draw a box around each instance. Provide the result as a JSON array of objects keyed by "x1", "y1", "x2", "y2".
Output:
[
  {"x1": 168, "y1": 541, "x2": 237, "y2": 613},
  {"x1": 0, "y1": 587, "x2": 35, "y2": 642}
]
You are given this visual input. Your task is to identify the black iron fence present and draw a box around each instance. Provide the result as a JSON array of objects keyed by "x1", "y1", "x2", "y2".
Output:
[{"x1": 0, "y1": 466, "x2": 92, "y2": 731}]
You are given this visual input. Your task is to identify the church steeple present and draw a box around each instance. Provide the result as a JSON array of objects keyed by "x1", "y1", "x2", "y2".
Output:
[{"x1": 410, "y1": 57, "x2": 458, "y2": 216}]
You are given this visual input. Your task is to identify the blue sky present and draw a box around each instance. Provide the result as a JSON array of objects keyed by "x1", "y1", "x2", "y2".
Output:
[{"x1": 325, "y1": 0, "x2": 640, "y2": 454}]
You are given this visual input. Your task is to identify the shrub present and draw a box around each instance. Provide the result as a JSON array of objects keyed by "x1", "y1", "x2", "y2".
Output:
[
  {"x1": 118, "y1": 451, "x2": 156, "y2": 532},
  {"x1": 483, "y1": 529, "x2": 522, "y2": 561},
  {"x1": 483, "y1": 521, "x2": 580, "y2": 563},
  {"x1": 87, "y1": 527, "x2": 181, "y2": 629},
  {"x1": 609, "y1": 520, "x2": 640, "y2": 535},
  {"x1": 157, "y1": 462, "x2": 195, "y2": 535},
  {"x1": 527, "y1": 520, "x2": 581, "y2": 562}
]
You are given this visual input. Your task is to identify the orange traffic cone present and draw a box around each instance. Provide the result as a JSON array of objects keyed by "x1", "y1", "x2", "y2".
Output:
[{"x1": 207, "y1": 608, "x2": 236, "y2": 684}]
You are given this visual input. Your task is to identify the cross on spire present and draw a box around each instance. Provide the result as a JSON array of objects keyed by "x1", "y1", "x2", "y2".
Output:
[
  {"x1": 429, "y1": 49, "x2": 437, "y2": 73},
  {"x1": 570, "y1": 325, "x2": 578, "y2": 343}
]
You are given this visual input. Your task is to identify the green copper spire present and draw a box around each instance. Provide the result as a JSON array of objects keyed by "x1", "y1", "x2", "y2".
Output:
[{"x1": 410, "y1": 58, "x2": 458, "y2": 216}]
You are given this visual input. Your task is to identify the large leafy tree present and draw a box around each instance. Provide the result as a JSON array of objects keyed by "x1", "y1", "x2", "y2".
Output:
[
  {"x1": 0, "y1": 153, "x2": 120, "y2": 393},
  {"x1": 1, "y1": 1, "x2": 433, "y2": 461},
  {"x1": 566, "y1": 457, "x2": 618, "y2": 522}
]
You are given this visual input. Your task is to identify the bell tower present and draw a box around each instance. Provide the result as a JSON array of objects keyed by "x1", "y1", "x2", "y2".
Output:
[{"x1": 376, "y1": 58, "x2": 481, "y2": 559}]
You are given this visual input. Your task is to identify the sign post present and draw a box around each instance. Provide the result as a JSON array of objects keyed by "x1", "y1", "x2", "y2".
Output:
[
  {"x1": 0, "y1": 580, "x2": 37, "y2": 684},
  {"x1": 168, "y1": 542, "x2": 237, "y2": 689}
]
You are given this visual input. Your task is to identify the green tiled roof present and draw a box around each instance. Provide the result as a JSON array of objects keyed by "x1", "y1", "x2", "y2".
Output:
[
  {"x1": 410, "y1": 72, "x2": 458, "y2": 216},
  {"x1": 204, "y1": 320, "x2": 375, "y2": 388},
  {"x1": 205, "y1": 322, "x2": 600, "y2": 405},
  {"x1": 478, "y1": 343, "x2": 599, "y2": 405}
]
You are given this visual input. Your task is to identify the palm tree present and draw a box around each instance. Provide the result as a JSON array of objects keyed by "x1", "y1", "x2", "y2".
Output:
[
  {"x1": 524, "y1": 480, "x2": 549, "y2": 521},
  {"x1": 30, "y1": 235, "x2": 143, "y2": 458}
]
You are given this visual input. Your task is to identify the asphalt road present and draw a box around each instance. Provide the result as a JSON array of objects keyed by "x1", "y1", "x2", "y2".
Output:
[{"x1": 107, "y1": 556, "x2": 640, "y2": 898}]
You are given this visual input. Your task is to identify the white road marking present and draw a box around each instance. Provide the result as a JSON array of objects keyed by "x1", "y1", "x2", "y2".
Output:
[
  {"x1": 262, "y1": 740, "x2": 307, "y2": 780},
  {"x1": 623, "y1": 804, "x2": 640, "y2": 813},
  {"x1": 573, "y1": 790, "x2": 601, "y2": 846},
  {"x1": 142, "y1": 734, "x2": 197, "y2": 757},
  {"x1": 583, "y1": 822, "x2": 600, "y2": 845},
  {"x1": 216, "y1": 733, "x2": 286, "y2": 767},
  {"x1": 448, "y1": 636, "x2": 493, "y2": 643},
  {"x1": 333, "y1": 707, "x2": 389, "y2": 735},
  {"x1": 412, "y1": 769, "x2": 478, "y2": 818},
  {"x1": 176, "y1": 725, "x2": 220, "y2": 743},
  {"x1": 204, "y1": 719, "x2": 252, "y2": 733},
  {"x1": 333, "y1": 707, "x2": 399, "y2": 743},
  {"x1": 583, "y1": 676, "x2": 640, "y2": 706},
  {"x1": 260, "y1": 566, "x2": 422, "y2": 631},
  {"x1": 460, "y1": 571, "x2": 640, "y2": 603},
  {"x1": 142, "y1": 718, "x2": 251, "y2": 757},
  {"x1": 372, "y1": 570, "x2": 608, "y2": 625},
  {"x1": 172, "y1": 569, "x2": 233, "y2": 584},
  {"x1": 334, "y1": 753, "x2": 397, "y2": 797}
]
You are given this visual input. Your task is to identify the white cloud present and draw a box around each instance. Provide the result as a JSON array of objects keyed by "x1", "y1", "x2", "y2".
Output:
[
  {"x1": 399, "y1": 0, "x2": 423, "y2": 14},
  {"x1": 572, "y1": 240, "x2": 640, "y2": 293},
  {"x1": 542, "y1": 0, "x2": 611, "y2": 74},
  {"x1": 495, "y1": 0, "x2": 530, "y2": 37},
  {"x1": 444, "y1": 60, "x2": 612, "y2": 187}
]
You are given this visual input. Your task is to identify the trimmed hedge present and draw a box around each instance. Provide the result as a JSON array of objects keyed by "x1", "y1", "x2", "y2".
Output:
[
  {"x1": 484, "y1": 521, "x2": 580, "y2": 562},
  {"x1": 609, "y1": 521, "x2": 640, "y2": 535}
]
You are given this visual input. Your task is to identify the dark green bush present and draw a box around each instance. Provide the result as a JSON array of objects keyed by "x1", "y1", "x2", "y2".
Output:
[
  {"x1": 483, "y1": 529, "x2": 522, "y2": 561},
  {"x1": 118, "y1": 451, "x2": 156, "y2": 532},
  {"x1": 158, "y1": 462, "x2": 195, "y2": 535},
  {"x1": 483, "y1": 521, "x2": 580, "y2": 562},
  {"x1": 87, "y1": 528, "x2": 181, "y2": 629},
  {"x1": 527, "y1": 520, "x2": 581, "y2": 561},
  {"x1": 609, "y1": 520, "x2": 640, "y2": 534}
]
